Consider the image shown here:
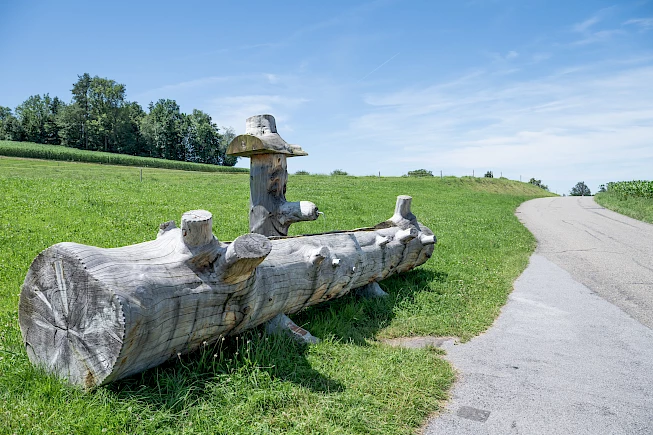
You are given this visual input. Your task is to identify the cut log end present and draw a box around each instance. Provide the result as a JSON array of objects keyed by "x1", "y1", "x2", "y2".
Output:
[
  {"x1": 19, "y1": 245, "x2": 125, "y2": 388},
  {"x1": 181, "y1": 210, "x2": 214, "y2": 247},
  {"x1": 223, "y1": 233, "x2": 272, "y2": 284}
]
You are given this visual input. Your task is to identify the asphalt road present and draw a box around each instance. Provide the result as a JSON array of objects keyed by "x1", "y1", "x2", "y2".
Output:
[
  {"x1": 423, "y1": 197, "x2": 653, "y2": 434},
  {"x1": 517, "y1": 196, "x2": 653, "y2": 328}
]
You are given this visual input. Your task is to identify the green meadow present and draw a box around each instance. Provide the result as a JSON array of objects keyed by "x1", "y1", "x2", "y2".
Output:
[{"x1": 0, "y1": 156, "x2": 553, "y2": 434}]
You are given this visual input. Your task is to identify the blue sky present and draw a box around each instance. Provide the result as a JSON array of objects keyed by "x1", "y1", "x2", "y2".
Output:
[{"x1": 1, "y1": 0, "x2": 651, "y2": 194}]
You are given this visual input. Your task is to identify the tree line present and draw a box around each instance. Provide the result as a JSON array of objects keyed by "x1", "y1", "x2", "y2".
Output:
[{"x1": 0, "y1": 73, "x2": 237, "y2": 166}]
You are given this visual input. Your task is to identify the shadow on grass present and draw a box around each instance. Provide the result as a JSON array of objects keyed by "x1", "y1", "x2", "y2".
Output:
[
  {"x1": 107, "y1": 267, "x2": 446, "y2": 410},
  {"x1": 293, "y1": 268, "x2": 447, "y2": 345},
  {"x1": 108, "y1": 329, "x2": 344, "y2": 411}
]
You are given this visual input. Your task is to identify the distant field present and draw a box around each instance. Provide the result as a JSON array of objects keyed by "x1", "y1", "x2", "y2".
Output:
[
  {"x1": 595, "y1": 180, "x2": 653, "y2": 224},
  {"x1": 0, "y1": 140, "x2": 248, "y2": 173},
  {"x1": 0, "y1": 157, "x2": 554, "y2": 434}
]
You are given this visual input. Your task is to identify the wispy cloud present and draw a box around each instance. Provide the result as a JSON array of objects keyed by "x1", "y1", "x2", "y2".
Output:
[
  {"x1": 624, "y1": 17, "x2": 653, "y2": 29},
  {"x1": 329, "y1": 57, "x2": 653, "y2": 192},
  {"x1": 572, "y1": 16, "x2": 601, "y2": 33},
  {"x1": 570, "y1": 8, "x2": 622, "y2": 46},
  {"x1": 571, "y1": 29, "x2": 624, "y2": 46}
]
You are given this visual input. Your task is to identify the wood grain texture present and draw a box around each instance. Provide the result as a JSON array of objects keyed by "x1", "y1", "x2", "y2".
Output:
[
  {"x1": 19, "y1": 196, "x2": 435, "y2": 387},
  {"x1": 249, "y1": 153, "x2": 318, "y2": 236}
]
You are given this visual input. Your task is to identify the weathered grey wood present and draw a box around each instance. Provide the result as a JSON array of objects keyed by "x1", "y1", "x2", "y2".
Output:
[
  {"x1": 228, "y1": 114, "x2": 320, "y2": 341},
  {"x1": 227, "y1": 114, "x2": 318, "y2": 237},
  {"x1": 227, "y1": 114, "x2": 308, "y2": 157},
  {"x1": 265, "y1": 313, "x2": 319, "y2": 344},
  {"x1": 249, "y1": 153, "x2": 318, "y2": 236},
  {"x1": 181, "y1": 210, "x2": 214, "y2": 247},
  {"x1": 355, "y1": 282, "x2": 389, "y2": 298},
  {"x1": 19, "y1": 196, "x2": 435, "y2": 387}
]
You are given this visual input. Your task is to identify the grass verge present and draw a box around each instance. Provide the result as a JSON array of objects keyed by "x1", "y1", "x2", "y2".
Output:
[
  {"x1": 0, "y1": 159, "x2": 554, "y2": 434},
  {"x1": 0, "y1": 140, "x2": 248, "y2": 173},
  {"x1": 594, "y1": 192, "x2": 653, "y2": 224}
]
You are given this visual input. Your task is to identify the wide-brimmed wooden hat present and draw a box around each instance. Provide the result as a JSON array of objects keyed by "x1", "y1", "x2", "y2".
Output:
[{"x1": 227, "y1": 114, "x2": 307, "y2": 157}]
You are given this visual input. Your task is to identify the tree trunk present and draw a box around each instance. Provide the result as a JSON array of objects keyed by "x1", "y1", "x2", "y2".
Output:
[{"x1": 19, "y1": 197, "x2": 435, "y2": 388}]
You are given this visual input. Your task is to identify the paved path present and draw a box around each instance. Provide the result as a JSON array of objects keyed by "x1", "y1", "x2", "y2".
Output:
[
  {"x1": 424, "y1": 197, "x2": 653, "y2": 434},
  {"x1": 517, "y1": 196, "x2": 653, "y2": 328}
]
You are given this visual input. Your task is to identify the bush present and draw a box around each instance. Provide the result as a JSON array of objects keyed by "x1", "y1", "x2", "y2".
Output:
[
  {"x1": 295, "y1": 170, "x2": 310, "y2": 175},
  {"x1": 406, "y1": 169, "x2": 433, "y2": 177},
  {"x1": 330, "y1": 169, "x2": 348, "y2": 176},
  {"x1": 484, "y1": 171, "x2": 493, "y2": 178},
  {"x1": 528, "y1": 178, "x2": 549, "y2": 191}
]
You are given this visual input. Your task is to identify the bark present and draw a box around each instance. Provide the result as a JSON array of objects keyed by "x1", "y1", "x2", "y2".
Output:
[{"x1": 19, "y1": 196, "x2": 435, "y2": 388}]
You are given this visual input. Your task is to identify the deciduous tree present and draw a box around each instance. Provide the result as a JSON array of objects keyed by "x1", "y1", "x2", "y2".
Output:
[{"x1": 570, "y1": 181, "x2": 591, "y2": 196}]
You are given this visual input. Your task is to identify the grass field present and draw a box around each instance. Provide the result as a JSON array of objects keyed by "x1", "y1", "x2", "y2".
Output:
[
  {"x1": 595, "y1": 192, "x2": 653, "y2": 224},
  {"x1": 0, "y1": 140, "x2": 248, "y2": 173},
  {"x1": 0, "y1": 157, "x2": 554, "y2": 434}
]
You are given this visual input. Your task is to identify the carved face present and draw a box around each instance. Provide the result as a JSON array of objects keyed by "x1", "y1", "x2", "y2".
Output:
[{"x1": 267, "y1": 155, "x2": 288, "y2": 199}]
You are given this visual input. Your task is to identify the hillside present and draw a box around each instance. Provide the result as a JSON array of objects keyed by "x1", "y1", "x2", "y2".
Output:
[{"x1": 0, "y1": 157, "x2": 553, "y2": 434}]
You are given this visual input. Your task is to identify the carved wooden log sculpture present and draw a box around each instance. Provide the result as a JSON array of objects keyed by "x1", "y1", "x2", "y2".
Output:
[
  {"x1": 227, "y1": 114, "x2": 318, "y2": 236},
  {"x1": 19, "y1": 196, "x2": 435, "y2": 388}
]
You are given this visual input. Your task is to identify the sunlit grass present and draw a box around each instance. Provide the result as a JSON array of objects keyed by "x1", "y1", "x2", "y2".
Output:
[
  {"x1": 595, "y1": 191, "x2": 653, "y2": 224},
  {"x1": 0, "y1": 158, "x2": 553, "y2": 434}
]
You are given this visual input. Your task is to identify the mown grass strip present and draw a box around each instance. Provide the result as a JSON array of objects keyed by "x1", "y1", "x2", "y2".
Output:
[
  {"x1": 0, "y1": 140, "x2": 248, "y2": 173},
  {"x1": 0, "y1": 158, "x2": 553, "y2": 434}
]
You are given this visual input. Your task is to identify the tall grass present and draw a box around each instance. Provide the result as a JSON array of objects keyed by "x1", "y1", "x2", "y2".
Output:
[
  {"x1": 605, "y1": 180, "x2": 653, "y2": 199},
  {"x1": 595, "y1": 180, "x2": 653, "y2": 224},
  {"x1": 0, "y1": 140, "x2": 248, "y2": 173}
]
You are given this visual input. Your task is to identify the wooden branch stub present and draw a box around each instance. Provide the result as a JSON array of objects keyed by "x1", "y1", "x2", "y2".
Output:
[
  {"x1": 223, "y1": 233, "x2": 272, "y2": 284},
  {"x1": 265, "y1": 313, "x2": 319, "y2": 344},
  {"x1": 390, "y1": 195, "x2": 418, "y2": 228},
  {"x1": 355, "y1": 282, "x2": 389, "y2": 298},
  {"x1": 181, "y1": 210, "x2": 214, "y2": 247}
]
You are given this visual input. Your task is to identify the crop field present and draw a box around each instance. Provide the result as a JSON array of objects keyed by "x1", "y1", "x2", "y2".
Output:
[
  {"x1": 0, "y1": 157, "x2": 554, "y2": 434},
  {"x1": 595, "y1": 180, "x2": 653, "y2": 224},
  {"x1": 0, "y1": 140, "x2": 248, "y2": 173}
]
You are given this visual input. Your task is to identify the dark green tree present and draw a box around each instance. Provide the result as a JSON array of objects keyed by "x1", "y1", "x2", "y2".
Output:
[
  {"x1": 59, "y1": 74, "x2": 132, "y2": 152},
  {"x1": 115, "y1": 102, "x2": 146, "y2": 155},
  {"x1": 14, "y1": 94, "x2": 62, "y2": 144},
  {"x1": 140, "y1": 99, "x2": 184, "y2": 160},
  {"x1": 0, "y1": 106, "x2": 22, "y2": 140},
  {"x1": 570, "y1": 181, "x2": 591, "y2": 196},
  {"x1": 218, "y1": 126, "x2": 238, "y2": 166},
  {"x1": 70, "y1": 73, "x2": 92, "y2": 149},
  {"x1": 484, "y1": 170, "x2": 493, "y2": 178},
  {"x1": 182, "y1": 109, "x2": 221, "y2": 164}
]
